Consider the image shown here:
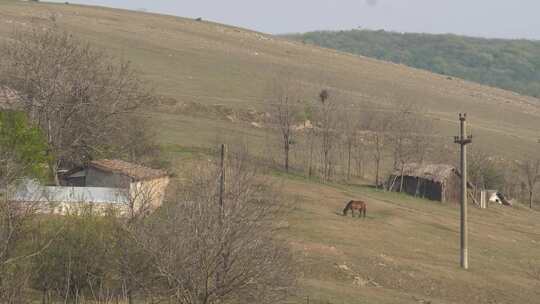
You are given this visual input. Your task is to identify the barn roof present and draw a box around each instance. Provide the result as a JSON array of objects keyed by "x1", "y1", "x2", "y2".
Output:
[
  {"x1": 0, "y1": 86, "x2": 19, "y2": 110},
  {"x1": 391, "y1": 163, "x2": 457, "y2": 183},
  {"x1": 89, "y1": 159, "x2": 168, "y2": 181}
]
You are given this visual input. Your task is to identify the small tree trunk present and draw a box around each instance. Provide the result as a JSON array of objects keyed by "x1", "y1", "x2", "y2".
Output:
[
  {"x1": 284, "y1": 138, "x2": 290, "y2": 172},
  {"x1": 49, "y1": 159, "x2": 61, "y2": 186},
  {"x1": 356, "y1": 151, "x2": 361, "y2": 178},
  {"x1": 399, "y1": 164, "x2": 405, "y2": 193},
  {"x1": 347, "y1": 141, "x2": 352, "y2": 181},
  {"x1": 308, "y1": 133, "x2": 314, "y2": 178},
  {"x1": 127, "y1": 285, "x2": 133, "y2": 304},
  {"x1": 323, "y1": 150, "x2": 327, "y2": 182},
  {"x1": 357, "y1": 147, "x2": 365, "y2": 178},
  {"x1": 360, "y1": 158, "x2": 364, "y2": 178},
  {"x1": 530, "y1": 190, "x2": 533, "y2": 209},
  {"x1": 375, "y1": 158, "x2": 380, "y2": 187}
]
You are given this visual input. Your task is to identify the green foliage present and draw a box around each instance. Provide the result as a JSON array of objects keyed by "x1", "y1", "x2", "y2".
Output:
[
  {"x1": 31, "y1": 211, "x2": 118, "y2": 300},
  {"x1": 285, "y1": 30, "x2": 540, "y2": 98},
  {"x1": 29, "y1": 209, "x2": 155, "y2": 302},
  {"x1": 0, "y1": 111, "x2": 50, "y2": 180}
]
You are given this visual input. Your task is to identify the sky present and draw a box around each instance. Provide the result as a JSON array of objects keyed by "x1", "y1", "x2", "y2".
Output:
[{"x1": 46, "y1": 0, "x2": 540, "y2": 40}]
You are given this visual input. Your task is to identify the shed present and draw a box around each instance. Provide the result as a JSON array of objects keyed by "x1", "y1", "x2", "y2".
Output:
[
  {"x1": 387, "y1": 163, "x2": 469, "y2": 203},
  {"x1": 62, "y1": 159, "x2": 170, "y2": 210}
]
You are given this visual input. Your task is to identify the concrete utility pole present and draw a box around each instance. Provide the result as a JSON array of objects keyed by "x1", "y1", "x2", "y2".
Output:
[{"x1": 454, "y1": 113, "x2": 472, "y2": 269}]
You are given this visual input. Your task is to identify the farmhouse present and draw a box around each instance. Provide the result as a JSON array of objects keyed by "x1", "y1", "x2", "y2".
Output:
[
  {"x1": 63, "y1": 159, "x2": 170, "y2": 208},
  {"x1": 13, "y1": 159, "x2": 170, "y2": 215},
  {"x1": 387, "y1": 163, "x2": 470, "y2": 203}
]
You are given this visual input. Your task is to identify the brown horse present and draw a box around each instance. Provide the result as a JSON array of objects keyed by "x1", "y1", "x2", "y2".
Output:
[{"x1": 343, "y1": 200, "x2": 367, "y2": 218}]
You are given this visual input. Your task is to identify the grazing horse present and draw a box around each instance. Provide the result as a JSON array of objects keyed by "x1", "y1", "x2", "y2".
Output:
[{"x1": 343, "y1": 200, "x2": 367, "y2": 218}]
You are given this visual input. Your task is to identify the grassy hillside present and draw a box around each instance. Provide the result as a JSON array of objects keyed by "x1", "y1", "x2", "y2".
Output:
[
  {"x1": 1, "y1": 0, "x2": 540, "y2": 159},
  {"x1": 176, "y1": 154, "x2": 540, "y2": 303},
  {"x1": 1, "y1": 1, "x2": 539, "y2": 303},
  {"x1": 285, "y1": 29, "x2": 540, "y2": 99},
  {"x1": 281, "y1": 175, "x2": 540, "y2": 303}
]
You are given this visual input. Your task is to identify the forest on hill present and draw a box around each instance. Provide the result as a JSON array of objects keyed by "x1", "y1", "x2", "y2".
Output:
[{"x1": 285, "y1": 30, "x2": 540, "y2": 98}]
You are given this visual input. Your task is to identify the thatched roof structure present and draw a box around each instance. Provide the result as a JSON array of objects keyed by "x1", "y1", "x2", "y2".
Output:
[
  {"x1": 390, "y1": 163, "x2": 457, "y2": 184},
  {"x1": 389, "y1": 163, "x2": 475, "y2": 203}
]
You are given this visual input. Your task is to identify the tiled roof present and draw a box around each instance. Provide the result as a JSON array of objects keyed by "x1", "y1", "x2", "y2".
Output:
[{"x1": 90, "y1": 159, "x2": 168, "y2": 181}]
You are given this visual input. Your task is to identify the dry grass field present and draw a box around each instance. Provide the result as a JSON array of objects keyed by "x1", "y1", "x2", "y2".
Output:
[
  {"x1": 1, "y1": 1, "x2": 540, "y2": 303},
  {"x1": 280, "y1": 175, "x2": 540, "y2": 303}
]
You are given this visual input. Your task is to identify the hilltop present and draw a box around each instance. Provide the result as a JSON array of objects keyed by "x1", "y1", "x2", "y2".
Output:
[{"x1": 285, "y1": 29, "x2": 540, "y2": 98}]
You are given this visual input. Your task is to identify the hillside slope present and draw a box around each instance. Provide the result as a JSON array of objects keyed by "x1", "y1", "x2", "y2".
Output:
[
  {"x1": 280, "y1": 175, "x2": 540, "y2": 304},
  {"x1": 285, "y1": 29, "x2": 540, "y2": 98},
  {"x1": 1, "y1": 2, "x2": 539, "y2": 303},
  {"x1": 1, "y1": 0, "x2": 540, "y2": 158}
]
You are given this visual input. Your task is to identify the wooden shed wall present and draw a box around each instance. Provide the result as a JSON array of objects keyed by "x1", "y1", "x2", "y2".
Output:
[{"x1": 389, "y1": 176, "x2": 444, "y2": 202}]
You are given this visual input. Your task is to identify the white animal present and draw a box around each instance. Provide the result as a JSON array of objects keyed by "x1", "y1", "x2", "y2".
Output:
[{"x1": 488, "y1": 192, "x2": 502, "y2": 205}]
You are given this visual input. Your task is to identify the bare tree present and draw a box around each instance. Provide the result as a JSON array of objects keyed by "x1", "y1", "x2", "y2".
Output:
[
  {"x1": 388, "y1": 102, "x2": 434, "y2": 192},
  {"x1": 132, "y1": 148, "x2": 295, "y2": 304},
  {"x1": 365, "y1": 111, "x2": 392, "y2": 187},
  {"x1": 353, "y1": 135, "x2": 367, "y2": 179},
  {"x1": 409, "y1": 116, "x2": 436, "y2": 165},
  {"x1": 468, "y1": 149, "x2": 508, "y2": 196},
  {"x1": 297, "y1": 100, "x2": 316, "y2": 178},
  {"x1": 389, "y1": 104, "x2": 414, "y2": 191},
  {"x1": 315, "y1": 89, "x2": 340, "y2": 182},
  {"x1": 519, "y1": 159, "x2": 540, "y2": 209},
  {"x1": 114, "y1": 115, "x2": 161, "y2": 166},
  {"x1": 340, "y1": 106, "x2": 361, "y2": 181},
  {"x1": 468, "y1": 149, "x2": 491, "y2": 198},
  {"x1": 0, "y1": 25, "x2": 154, "y2": 184},
  {"x1": 111, "y1": 178, "x2": 165, "y2": 304},
  {"x1": 267, "y1": 76, "x2": 302, "y2": 172}
]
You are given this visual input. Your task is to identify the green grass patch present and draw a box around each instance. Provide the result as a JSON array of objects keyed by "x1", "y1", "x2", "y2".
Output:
[{"x1": 161, "y1": 144, "x2": 212, "y2": 158}]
